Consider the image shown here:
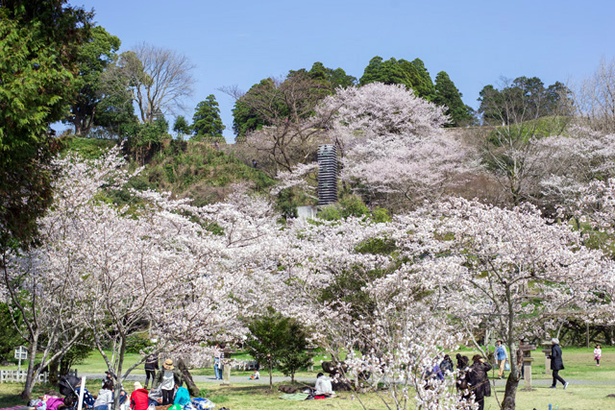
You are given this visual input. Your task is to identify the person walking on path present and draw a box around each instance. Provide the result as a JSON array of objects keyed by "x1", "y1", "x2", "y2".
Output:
[
  {"x1": 467, "y1": 355, "x2": 492, "y2": 410},
  {"x1": 548, "y1": 338, "x2": 569, "y2": 389},
  {"x1": 495, "y1": 340, "x2": 507, "y2": 379},
  {"x1": 594, "y1": 344, "x2": 602, "y2": 366}
]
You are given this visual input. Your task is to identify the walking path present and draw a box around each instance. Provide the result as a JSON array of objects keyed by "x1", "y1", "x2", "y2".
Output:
[
  {"x1": 82, "y1": 372, "x2": 308, "y2": 386},
  {"x1": 82, "y1": 371, "x2": 612, "y2": 389}
]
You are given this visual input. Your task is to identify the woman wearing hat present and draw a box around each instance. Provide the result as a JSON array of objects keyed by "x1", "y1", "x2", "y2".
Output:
[{"x1": 153, "y1": 358, "x2": 184, "y2": 405}]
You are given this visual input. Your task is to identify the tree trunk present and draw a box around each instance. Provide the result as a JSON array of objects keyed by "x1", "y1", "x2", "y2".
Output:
[
  {"x1": 177, "y1": 358, "x2": 200, "y2": 396},
  {"x1": 502, "y1": 373, "x2": 520, "y2": 410},
  {"x1": 48, "y1": 360, "x2": 59, "y2": 386},
  {"x1": 268, "y1": 365, "x2": 273, "y2": 391},
  {"x1": 20, "y1": 339, "x2": 39, "y2": 401}
]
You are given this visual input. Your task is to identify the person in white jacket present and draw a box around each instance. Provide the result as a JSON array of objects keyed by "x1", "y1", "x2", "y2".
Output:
[{"x1": 314, "y1": 373, "x2": 334, "y2": 396}]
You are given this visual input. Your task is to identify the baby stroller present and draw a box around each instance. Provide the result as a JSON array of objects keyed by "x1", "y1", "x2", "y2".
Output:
[{"x1": 59, "y1": 374, "x2": 95, "y2": 409}]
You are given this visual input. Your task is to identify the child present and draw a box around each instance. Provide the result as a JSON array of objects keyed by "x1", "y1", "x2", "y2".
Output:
[
  {"x1": 594, "y1": 344, "x2": 602, "y2": 366},
  {"x1": 249, "y1": 362, "x2": 260, "y2": 380}
]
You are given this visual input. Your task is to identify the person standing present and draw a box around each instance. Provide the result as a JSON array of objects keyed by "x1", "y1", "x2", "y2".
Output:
[
  {"x1": 213, "y1": 344, "x2": 223, "y2": 380},
  {"x1": 594, "y1": 344, "x2": 602, "y2": 366},
  {"x1": 153, "y1": 358, "x2": 184, "y2": 405},
  {"x1": 516, "y1": 339, "x2": 525, "y2": 379},
  {"x1": 144, "y1": 353, "x2": 159, "y2": 389},
  {"x1": 467, "y1": 355, "x2": 492, "y2": 410},
  {"x1": 548, "y1": 338, "x2": 569, "y2": 389},
  {"x1": 495, "y1": 340, "x2": 507, "y2": 379}
]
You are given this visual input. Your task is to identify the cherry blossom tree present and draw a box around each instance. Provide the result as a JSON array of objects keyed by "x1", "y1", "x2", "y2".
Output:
[
  {"x1": 254, "y1": 193, "x2": 608, "y2": 409},
  {"x1": 2, "y1": 147, "x2": 283, "y2": 404},
  {"x1": 0, "y1": 148, "x2": 135, "y2": 400},
  {"x1": 315, "y1": 83, "x2": 478, "y2": 209},
  {"x1": 249, "y1": 216, "x2": 465, "y2": 409},
  {"x1": 413, "y1": 198, "x2": 607, "y2": 409},
  {"x1": 534, "y1": 128, "x2": 615, "y2": 215}
]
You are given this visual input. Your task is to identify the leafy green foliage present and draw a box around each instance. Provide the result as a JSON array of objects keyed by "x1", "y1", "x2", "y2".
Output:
[
  {"x1": 0, "y1": 303, "x2": 25, "y2": 363},
  {"x1": 232, "y1": 78, "x2": 274, "y2": 137},
  {"x1": 434, "y1": 71, "x2": 475, "y2": 127},
  {"x1": 359, "y1": 56, "x2": 436, "y2": 100},
  {"x1": 478, "y1": 76, "x2": 573, "y2": 126},
  {"x1": 354, "y1": 237, "x2": 397, "y2": 255},
  {"x1": 125, "y1": 333, "x2": 153, "y2": 354},
  {"x1": 64, "y1": 25, "x2": 121, "y2": 136},
  {"x1": 0, "y1": 1, "x2": 91, "y2": 251},
  {"x1": 138, "y1": 140, "x2": 275, "y2": 205},
  {"x1": 245, "y1": 308, "x2": 313, "y2": 384},
  {"x1": 62, "y1": 136, "x2": 116, "y2": 159},
  {"x1": 316, "y1": 194, "x2": 391, "y2": 222},
  {"x1": 172, "y1": 115, "x2": 190, "y2": 139}
]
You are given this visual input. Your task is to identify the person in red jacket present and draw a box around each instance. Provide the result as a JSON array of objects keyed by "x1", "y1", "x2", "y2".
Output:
[{"x1": 130, "y1": 381, "x2": 149, "y2": 410}]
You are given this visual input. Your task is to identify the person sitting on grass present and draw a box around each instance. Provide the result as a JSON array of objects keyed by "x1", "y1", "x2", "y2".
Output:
[
  {"x1": 93, "y1": 380, "x2": 113, "y2": 410},
  {"x1": 130, "y1": 381, "x2": 149, "y2": 411},
  {"x1": 249, "y1": 363, "x2": 260, "y2": 380},
  {"x1": 314, "y1": 372, "x2": 334, "y2": 397}
]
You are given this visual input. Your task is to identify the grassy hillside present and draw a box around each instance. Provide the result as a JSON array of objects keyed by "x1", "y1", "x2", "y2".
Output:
[{"x1": 61, "y1": 137, "x2": 276, "y2": 206}]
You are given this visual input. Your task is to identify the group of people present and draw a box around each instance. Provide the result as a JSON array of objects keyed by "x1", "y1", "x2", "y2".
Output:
[
  {"x1": 452, "y1": 337, "x2": 573, "y2": 410},
  {"x1": 80, "y1": 357, "x2": 186, "y2": 410}
]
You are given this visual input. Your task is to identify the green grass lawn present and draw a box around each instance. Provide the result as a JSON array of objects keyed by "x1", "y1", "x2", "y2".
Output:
[{"x1": 2, "y1": 346, "x2": 615, "y2": 409}]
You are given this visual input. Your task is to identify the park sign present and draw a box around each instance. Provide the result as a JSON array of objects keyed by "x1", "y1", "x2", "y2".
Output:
[
  {"x1": 14, "y1": 346, "x2": 27, "y2": 372},
  {"x1": 14, "y1": 346, "x2": 27, "y2": 360}
]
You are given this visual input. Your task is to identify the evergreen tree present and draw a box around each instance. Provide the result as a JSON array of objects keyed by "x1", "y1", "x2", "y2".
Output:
[
  {"x1": 0, "y1": 0, "x2": 92, "y2": 252},
  {"x1": 360, "y1": 56, "x2": 435, "y2": 100},
  {"x1": 172, "y1": 115, "x2": 190, "y2": 139},
  {"x1": 64, "y1": 25, "x2": 121, "y2": 136},
  {"x1": 408, "y1": 58, "x2": 436, "y2": 100},
  {"x1": 434, "y1": 71, "x2": 474, "y2": 127},
  {"x1": 246, "y1": 309, "x2": 313, "y2": 387},
  {"x1": 306, "y1": 62, "x2": 356, "y2": 90},
  {"x1": 191, "y1": 94, "x2": 225, "y2": 140}
]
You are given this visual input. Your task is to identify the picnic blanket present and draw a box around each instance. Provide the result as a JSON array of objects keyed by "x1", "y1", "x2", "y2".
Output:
[{"x1": 279, "y1": 392, "x2": 310, "y2": 401}]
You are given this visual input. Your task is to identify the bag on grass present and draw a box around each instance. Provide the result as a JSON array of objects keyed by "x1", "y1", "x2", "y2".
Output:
[{"x1": 191, "y1": 397, "x2": 215, "y2": 410}]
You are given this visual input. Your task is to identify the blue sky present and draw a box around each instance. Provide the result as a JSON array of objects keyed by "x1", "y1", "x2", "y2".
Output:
[{"x1": 74, "y1": 0, "x2": 615, "y2": 141}]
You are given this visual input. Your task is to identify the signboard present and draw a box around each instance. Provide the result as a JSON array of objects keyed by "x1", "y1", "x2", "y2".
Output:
[
  {"x1": 14, "y1": 346, "x2": 27, "y2": 360},
  {"x1": 14, "y1": 346, "x2": 27, "y2": 372}
]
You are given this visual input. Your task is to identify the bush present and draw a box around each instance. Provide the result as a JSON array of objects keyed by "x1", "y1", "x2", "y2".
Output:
[{"x1": 125, "y1": 333, "x2": 152, "y2": 354}]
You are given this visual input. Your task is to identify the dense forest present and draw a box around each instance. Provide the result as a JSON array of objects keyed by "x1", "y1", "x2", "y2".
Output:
[{"x1": 3, "y1": 1, "x2": 615, "y2": 409}]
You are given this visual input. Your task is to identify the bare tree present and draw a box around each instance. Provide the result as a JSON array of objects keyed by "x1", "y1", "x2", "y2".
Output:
[
  {"x1": 127, "y1": 43, "x2": 195, "y2": 123},
  {"x1": 574, "y1": 58, "x2": 615, "y2": 133},
  {"x1": 224, "y1": 73, "x2": 332, "y2": 175},
  {"x1": 478, "y1": 77, "x2": 573, "y2": 205}
]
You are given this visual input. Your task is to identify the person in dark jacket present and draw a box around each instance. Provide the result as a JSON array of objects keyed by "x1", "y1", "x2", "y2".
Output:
[
  {"x1": 548, "y1": 338, "x2": 569, "y2": 389},
  {"x1": 144, "y1": 353, "x2": 159, "y2": 389},
  {"x1": 467, "y1": 354, "x2": 492, "y2": 410}
]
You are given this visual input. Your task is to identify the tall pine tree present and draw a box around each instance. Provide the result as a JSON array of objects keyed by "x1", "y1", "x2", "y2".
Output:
[
  {"x1": 191, "y1": 94, "x2": 225, "y2": 142},
  {"x1": 434, "y1": 71, "x2": 474, "y2": 127}
]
